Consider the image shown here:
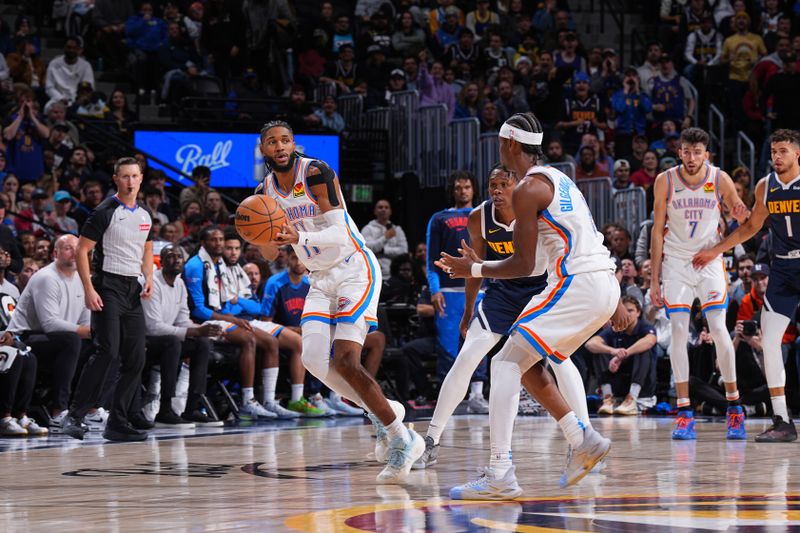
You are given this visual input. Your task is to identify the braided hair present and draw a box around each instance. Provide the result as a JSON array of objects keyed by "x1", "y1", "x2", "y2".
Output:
[{"x1": 504, "y1": 112, "x2": 545, "y2": 160}]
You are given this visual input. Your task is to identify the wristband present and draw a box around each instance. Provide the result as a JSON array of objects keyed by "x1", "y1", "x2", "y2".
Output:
[{"x1": 470, "y1": 262, "x2": 483, "y2": 278}]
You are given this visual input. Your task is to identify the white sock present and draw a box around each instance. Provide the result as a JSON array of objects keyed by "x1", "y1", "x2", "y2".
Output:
[
  {"x1": 601, "y1": 384, "x2": 612, "y2": 398},
  {"x1": 242, "y1": 387, "x2": 254, "y2": 403},
  {"x1": 386, "y1": 416, "x2": 410, "y2": 443},
  {"x1": 551, "y1": 359, "x2": 592, "y2": 429},
  {"x1": 470, "y1": 381, "x2": 483, "y2": 398},
  {"x1": 427, "y1": 323, "x2": 501, "y2": 445},
  {"x1": 629, "y1": 383, "x2": 641, "y2": 400},
  {"x1": 489, "y1": 450, "x2": 512, "y2": 479},
  {"x1": 557, "y1": 412, "x2": 585, "y2": 448},
  {"x1": 772, "y1": 395, "x2": 790, "y2": 422},
  {"x1": 262, "y1": 368, "x2": 279, "y2": 404},
  {"x1": 291, "y1": 384, "x2": 304, "y2": 402}
]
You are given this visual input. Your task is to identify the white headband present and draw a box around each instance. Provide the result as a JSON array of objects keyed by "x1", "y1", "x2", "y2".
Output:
[{"x1": 499, "y1": 123, "x2": 543, "y2": 146}]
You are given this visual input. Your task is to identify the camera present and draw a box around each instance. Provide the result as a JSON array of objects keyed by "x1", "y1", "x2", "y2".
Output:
[
  {"x1": 742, "y1": 320, "x2": 757, "y2": 337},
  {"x1": 385, "y1": 223, "x2": 393, "y2": 230}
]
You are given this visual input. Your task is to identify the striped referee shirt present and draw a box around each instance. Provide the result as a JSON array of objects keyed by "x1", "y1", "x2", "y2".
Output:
[{"x1": 80, "y1": 196, "x2": 153, "y2": 277}]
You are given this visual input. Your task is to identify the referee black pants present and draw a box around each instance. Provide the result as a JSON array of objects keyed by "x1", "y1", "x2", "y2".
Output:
[{"x1": 69, "y1": 273, "x2": 146, "y2": 427}]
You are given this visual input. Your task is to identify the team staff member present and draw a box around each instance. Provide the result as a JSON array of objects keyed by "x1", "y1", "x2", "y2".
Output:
[
  {"x1": 62, "y1": 156, "x2": 155, "y2": 442},
  {"x1": 140, "y1": 244, "x2": 224, "y2": 427},
  {"x1": 5, "y1": 234, "x2": 91, "y2": 424}
]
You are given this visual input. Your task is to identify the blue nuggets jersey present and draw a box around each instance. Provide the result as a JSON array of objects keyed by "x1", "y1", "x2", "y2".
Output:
[
  {"x1": 260, "y1": 270, "x2": 310, "y2": 328},
  {"x1": 480, "y1": 200, "x2": 548, "y2": 292},
  {"x1": 764, "y1": 171, "x2": 800, "y2": 260},
  {"x1": 475, "y1": 200, "x2": 548, "y2": 335}
]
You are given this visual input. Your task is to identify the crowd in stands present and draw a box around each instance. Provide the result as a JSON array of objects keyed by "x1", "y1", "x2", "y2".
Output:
[{"x1": 1, "y1": 0, "x2": 800, "y2": 435}]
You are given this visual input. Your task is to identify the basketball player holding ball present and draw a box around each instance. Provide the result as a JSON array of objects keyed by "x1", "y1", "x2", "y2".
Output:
[{"x1": 252, "y1": 121, "x2": 424, "y2": 483}]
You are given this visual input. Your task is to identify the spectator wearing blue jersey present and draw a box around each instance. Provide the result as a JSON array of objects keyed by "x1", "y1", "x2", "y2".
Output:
[
  {"x1": 612, "y1": 68, "x2": 652, "y2": 159},
  {"x1": 426, "y1": 171, "x2": 487, "y2": 405},
  {"x1": 124, "y1": 2, "x2": 168, "y2": 93}
]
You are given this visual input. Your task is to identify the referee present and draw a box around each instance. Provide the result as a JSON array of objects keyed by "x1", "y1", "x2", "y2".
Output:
[{"x1": 63, "y1": 156, "x2": 155, "y2": 442}]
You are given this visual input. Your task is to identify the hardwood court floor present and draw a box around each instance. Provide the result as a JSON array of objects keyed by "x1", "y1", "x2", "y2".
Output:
[{"x1": 2, "y1": 415, "x2": 800, "y2": 532}]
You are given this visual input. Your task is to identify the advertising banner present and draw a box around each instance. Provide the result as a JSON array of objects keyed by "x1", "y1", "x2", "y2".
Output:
[{"x1": 134, "y1": 130, "x2": 340, "y2": 188}]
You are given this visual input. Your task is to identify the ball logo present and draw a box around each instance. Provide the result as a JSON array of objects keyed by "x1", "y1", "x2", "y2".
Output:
[
  {"x1": 236, "y1": 213, "x2": 251, "y2": 222},
  {"x1": 139, "y1": 224, "x2": 151, "y2": 232},
  {"x1": 175, "y1": 141, "x2": 233, "y2": 175}
]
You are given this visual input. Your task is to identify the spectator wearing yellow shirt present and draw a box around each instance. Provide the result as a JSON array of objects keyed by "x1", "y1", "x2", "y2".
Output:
[{"x1": 721, "y1": 12, "x2": 766, "y2": 130}]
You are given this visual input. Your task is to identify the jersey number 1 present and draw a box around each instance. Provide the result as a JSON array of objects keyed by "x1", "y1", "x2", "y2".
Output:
[
  {"x1": 786, "y1": 215, "x2": 795, "y2": 238},
  {"x1": 293, "y1": 221, "x2": 321, "y2": 258}
]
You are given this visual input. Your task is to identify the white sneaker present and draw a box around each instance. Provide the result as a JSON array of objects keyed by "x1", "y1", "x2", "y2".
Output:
[
  {"x1": 449, "y1": 465, "x2": 523, "y2": 500},
  {"x1": 560, "y1": 427, "x2": 611, "y2": 488},
  {"x1": 466, "y1": 395, "x2": 490, "y2": 414},
  {"x1": 239, "y1": 399, "x2": 277, "y2": 419},
  {"x1": 326, "y1": 393, "x2": 364, "y2": 416},
  {"x1": 49, "y1": 409, "x2": 68, "y2": 430},
  {"x1": 0, "y1": 417, "x2": 27, "y2": 436},
  {"x1": 370, "y1": 400, "x2": 406, "y2": 463},
  {"x1": 18, "y1": 415, "x2": 48, "y2": 436},
  {"x1": 309, "y1": 393, "x2": 337, "y2": 416},
  {"x1": 376, "y1": 429, "x2": 425, "y2": 484},
  {"x1": 263, "y1": 400, "x2": 300, "y2": 419},
  {"x1": 83, "y1": 408, "x2": 109, "y2": 431}
]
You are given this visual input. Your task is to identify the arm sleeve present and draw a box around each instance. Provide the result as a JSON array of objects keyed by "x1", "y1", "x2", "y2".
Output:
[
  {"x1": 78, "y1": 303, "x2": 90, "y2": 327},
  {"x1": 79, "y1": 203, "x2": 113, "y2": 242},
  {"x1": 142, "y1": 285, "x2": 187, "y2": 339},
  {"x1": 709, "y1": 34, "x2": 722, "y2": 65},
  {"x1": 611, "y1": 91, "x2": 626, "y2": 113},
  {"x1": 426, "y1": 214, "x2": 441, "y2": 294},
  {"x1": 238, "y1": 296, "x2": 262, "y2": 316},
  {"x1": 384, "y1": 226, "x2": 408, "y2": 258},
  {"x1": 260, "y1": 277, "x2": 280, "y2": 318},
  {"x1": 684, "y1": 33, "x2": 698, "y2": 64},
  {"x1": 184, "y1": 258, "x2": 214, "y2": 322},
  {"x1": 362, "y1": 222, "x2": 386, "y2": 253},
  {"x1": 44, "y1": 63, "x2": 64, "y2": 101},
  {"x1": 174, "y1": 280, "x2": 194, "y2": 328},
  {"x1": 297, "y1": 209, "x2": 351, "y2": 248},
  {"x1": 35, "y1": 278, "x2": 80, "y2": 333}
]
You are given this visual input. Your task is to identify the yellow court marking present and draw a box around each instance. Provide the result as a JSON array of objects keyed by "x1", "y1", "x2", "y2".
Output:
[{"x1": 284, "y1": 493, "x2": 800, "y2": 533}]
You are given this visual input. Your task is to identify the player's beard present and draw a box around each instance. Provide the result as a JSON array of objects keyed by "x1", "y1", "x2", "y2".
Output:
[{"x1": 266, "y1": 152, "x2": 296, "y2": 173}]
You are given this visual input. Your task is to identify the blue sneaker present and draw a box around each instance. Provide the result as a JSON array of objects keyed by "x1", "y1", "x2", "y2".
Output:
[
  {"x1": 376, "y1": 429, "x2": 425, "y2": 484},
  {"x1": 450, "y1": 465, "x2": 523, "y2": 500},
  {"x1": 672, "y1": 410, "x2": 696, "y2": 440},
  {"x1": 726, "y1": 406, "x2": 746, "y2": 440}
]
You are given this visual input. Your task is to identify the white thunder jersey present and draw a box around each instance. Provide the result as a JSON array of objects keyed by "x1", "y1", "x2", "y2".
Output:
[
  {"x1": 528, "y1": 165, "x2": 616, "y2": 277},
  {"x1": 263, "y1": 156, "x2": 365, "y2": 271},
  {"x1": 663, "y1": 163, "x2": 723, "y2": 260}
]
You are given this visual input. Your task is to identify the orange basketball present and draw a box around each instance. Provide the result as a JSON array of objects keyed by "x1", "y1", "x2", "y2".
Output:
[{"x1": 235, "y1": 195, "x2": 287, "y2": 245}]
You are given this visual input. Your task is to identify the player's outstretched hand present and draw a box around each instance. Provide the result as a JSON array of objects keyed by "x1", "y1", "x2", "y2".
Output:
[
  {"x1": 691, "y1": 248, "x2": 716, "y2": 269},
  {"x1": 731, "y1": 203, "x2": 750, "y2": 224},
  {"x1": 435, "y1": 251, "x2": 474, "y2": 279},
  {"x1": 610, "y1": 300, "x2": 633, "y2": 332},
  {"x1": 275, "y1": 224, "x2": 299, "y2": 245},
  {"x1": 457, "y1": 239, "x2": 481, "y2": 263}
]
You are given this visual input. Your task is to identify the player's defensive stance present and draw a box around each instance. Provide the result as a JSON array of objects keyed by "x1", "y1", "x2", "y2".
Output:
[
  {"x1": 415, "y1": 165, "x2": 595, "y2": 470},
  {"x1": 438, "y1": 112, "x2": 631, "y2": 499}
]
